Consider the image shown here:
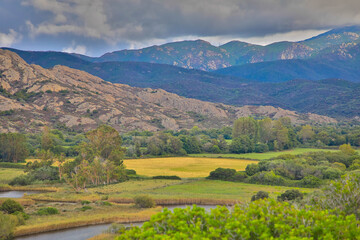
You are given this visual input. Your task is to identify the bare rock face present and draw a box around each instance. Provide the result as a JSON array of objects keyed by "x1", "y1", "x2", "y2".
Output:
[{"x1": 0, "y1": 50, "x2": 336, "y2": 133}]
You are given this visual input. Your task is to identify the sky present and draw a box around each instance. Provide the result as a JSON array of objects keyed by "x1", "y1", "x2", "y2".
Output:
[{"x1": 1, "y1": 0, "x2": 360, "y2": 56}]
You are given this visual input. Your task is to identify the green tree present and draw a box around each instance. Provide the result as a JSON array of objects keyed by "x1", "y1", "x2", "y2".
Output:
[
  {"x1": 232, "y1": 117, "x2": 259, "y2": 140},
  {"x1": 0, "y1": 133, "x2": 28, "y2": 163}
]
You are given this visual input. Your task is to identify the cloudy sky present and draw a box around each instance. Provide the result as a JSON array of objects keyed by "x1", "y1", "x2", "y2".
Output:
[{"x1": 1, "y1": 0, "x2": 360, "y2": 56}]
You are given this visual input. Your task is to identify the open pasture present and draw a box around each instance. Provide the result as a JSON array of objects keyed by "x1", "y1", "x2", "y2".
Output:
[{"x1": 124, "y1": 157, "x2": 256, "y2": 178}]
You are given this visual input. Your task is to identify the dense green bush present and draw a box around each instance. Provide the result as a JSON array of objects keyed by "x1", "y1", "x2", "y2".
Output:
[
  {"x1": 37, "y1": 207, "x2": 59, "y2": 215},
  {"x1": 116, "y1": 200, "x2": 360, "y2": 239},
  {"x1": 245, "y1": 163, "x2": 259, "y2": 176},
  {"x1": 0, "y1": 199, "x2": 24, "y2": 214},
  {"x1": 228, "y1": 172, "x2": 247, "y2": 182},
  {"x1": 207, "y1": 168, "x2": 236, "y2": 180},
  {"x1": 323, "y1": 167, "x2": 343, "y2": 180},
  {"x1": 299, "y1": 176, "x2": 322, "y2": 188},
  {"x1": 277, "y1": 189, "x2": 304, "y2": 201},
  {"x1": 251, "y1": 191, "x2": 269, "y2": 201},
  {"x1": 80, "y1": 206, "x2": 92, "y2": 211},
  {"x1": 248, "y1": 171, "x2": 286, "y2": 186},
  {"x1": 9, "y1": 175, "x2": 34, "y2": 186},
  {"x1": 152, "y1": 175, "x2": 181, "y2": 180},
  {"x1": 125, "y1": 169, "x2": 137, "y2": 175},
  {"x1": 81, "y1": 200, "x2": 91, "y2": 205},
  {"x1": 28, "y1": 166, "x2": 59, "y2": 181},
  {"x1": 134, "y1": 195, "x2": 155, "y2": 208}
]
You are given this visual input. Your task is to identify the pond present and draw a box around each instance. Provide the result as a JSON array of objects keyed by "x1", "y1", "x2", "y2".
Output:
[
  {"x1": 0, "y1": 191, "x2": 41, "y2": 198},
  {"x1": 15, "y1": 205, "x2": 231, "y2": 240}
]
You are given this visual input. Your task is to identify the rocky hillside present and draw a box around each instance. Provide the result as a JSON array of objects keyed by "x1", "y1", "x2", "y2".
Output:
[{"x1": 0, "y1": 50, "x2": 335, "y2": 133}]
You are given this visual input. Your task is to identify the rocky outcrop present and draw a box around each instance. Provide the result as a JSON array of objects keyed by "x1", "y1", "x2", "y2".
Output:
[{"x1": 0, "y1": 50, "x2": 336, "y2": 133}]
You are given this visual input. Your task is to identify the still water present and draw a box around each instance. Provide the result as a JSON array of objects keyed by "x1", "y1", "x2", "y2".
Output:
[
  {"x1": 0, "y1": 191, "x2": 41, "y2": 198},
  {"x1": 15, "y1": 205, "x2": 230, "y2": 240}
]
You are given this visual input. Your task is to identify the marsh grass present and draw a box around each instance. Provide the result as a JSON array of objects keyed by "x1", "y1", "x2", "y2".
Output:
[
  {"x1": 0, "y1": 168, "x2": 25, "y2": 184},
  {"x1": 15, "y1": 203, "x2": 161, "y2": 237}
]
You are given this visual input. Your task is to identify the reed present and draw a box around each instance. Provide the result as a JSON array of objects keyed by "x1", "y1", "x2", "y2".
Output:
[
  {"x1": 88, "y1": 233, "x2": 115, "y2": 240},
  {"x1": 109, "y1": 197, "x2": 237, "y2": 206},
  {"x1": 0, "y1": 198, "x2": 35, "y2": 206},
  {"x1": 14, "y1": 207, "x2": 160, "y2": 237}
]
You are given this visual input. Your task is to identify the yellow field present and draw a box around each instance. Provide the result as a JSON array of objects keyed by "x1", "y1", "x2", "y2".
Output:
[{"x1": 124, "y1": 157, "x2": 257, "y2": 178}]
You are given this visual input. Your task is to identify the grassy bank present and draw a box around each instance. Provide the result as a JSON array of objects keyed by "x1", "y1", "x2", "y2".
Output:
[
  {"x1": 0, "y1": 168, "x2": 24, "y2": 184},
  {"x1": 14, "y1": 203, "x2": 161, "y2": 237},
  {"x1": 189, "y1": 148, "x2": 340, "y2": 160},
  {"x1": 124, "y1": 157, "x2": 256, "y2": 178}
]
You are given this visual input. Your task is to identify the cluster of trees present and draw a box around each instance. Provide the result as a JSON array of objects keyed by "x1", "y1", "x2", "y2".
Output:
[
  {"x1": 59, "y1": 125, "x2": 127, "y2": 192},
  {"x1": 0, "y1": 199, "x2": 28, "y2": 239},
  {"x1": 208, "y1": 144, "x2": 360, "y2": 187},
  {"x1": 123, "y1": 117, "x2": 360, "y2": 157}
]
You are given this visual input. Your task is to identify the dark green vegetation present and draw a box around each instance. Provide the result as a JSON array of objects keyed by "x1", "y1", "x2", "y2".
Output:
[
  {"x1": 117, "y1": 196, "x2": 360, "y2": 239},
  {"x1": 208, "y1": 144, "x2": 359, "y2": 188},
  {"x1": 0, "y1": 199, "x2": 28, "y2": 239}
]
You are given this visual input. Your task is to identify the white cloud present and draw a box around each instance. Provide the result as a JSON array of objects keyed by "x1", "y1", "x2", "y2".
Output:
[
  {"x1": 62, "y1": 42, "x2": 87, "y2": 54},
  {"x1": 0, "y1": 29, "x2": 22, "y2": 47}
]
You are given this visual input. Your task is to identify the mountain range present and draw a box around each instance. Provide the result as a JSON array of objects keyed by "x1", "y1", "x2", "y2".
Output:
[
  {"x1": 1, "y1": 50, "x2": 335, "y2": 133},
  {"x1": 1, "y1": 26, "x2": 360, "y2": 120}
]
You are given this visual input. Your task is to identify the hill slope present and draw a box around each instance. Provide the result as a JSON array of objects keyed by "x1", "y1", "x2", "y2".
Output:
[{"x1": 0, "y1": 50, "x2": 334, "y2": 133}]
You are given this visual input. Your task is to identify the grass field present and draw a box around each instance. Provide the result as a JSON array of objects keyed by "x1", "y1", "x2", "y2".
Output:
[
  {"x1": 0, "y1": 168, "x2": 24, "y2": 184},
  {"x1": 189, "y1": 148, "x2": 340, "y2": 160},
  {"x1": 124, "y1": 157, "x2": 257, "y2": 178},
  {"x1": 29, "y1": 179, "x2": 313, "y2": 204}
]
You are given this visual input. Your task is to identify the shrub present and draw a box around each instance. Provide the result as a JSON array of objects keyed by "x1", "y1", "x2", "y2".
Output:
[
  {"x1": 323, "y1": 167, "x2": 343, "y2": 180},
  {"x1": 134, "y1": 195, "x2": 155, "y2": 208},
  {"x1": 125, "y1": 169, "x2": 137, "y2": 175},
  {"x1": 152, "y1": 175, "x2": 181, "y2": 180},
  {"x1": 254, "y1": 143, "x2": 269, "y2": 153},
  {"x1": 28, "y1": 166, "x2": 59, "y2": 181},
  {"x1": 300, "y1": 176, "x2": 322, "y2": 188},
  {"x1": 117, "y1": 200, "x2": 360, "y2": 239},
  {"x1": 251, "y1": 191, "x2": 269, "y2": 201},
  {"x1": 277, "y1": 189, "x2": 303, "y2": 201},
  {"x1": 248, "y1": 171, "x2": 286, "y2": 186},
  {"x1": 207, "y1": 168, "x2": 236, "y2": 180},
  {"x1": 9, "y1": 175, "x2": 33, "y2": 186},
  {"x1": 228, "y1": 172, "x2": 247, "y2": 182},
  {"x1": 81, "y1": 200, "x2": 91, "y2": 205},
  {"x1": 80, "y1": 206, "x2": 92, "y2": 211},
  {"x1": 245, "y1": 163, "x2": 259, "y2": 176},
  {"x1": 37, "y1": 207, "x2": 59, "y2": 215},
  {"x1": 0, "y1": 199, "x2": 24, "y2": 214},
  {"x1": 101, "y1": 195, "x2": 109, "y2": 200}
]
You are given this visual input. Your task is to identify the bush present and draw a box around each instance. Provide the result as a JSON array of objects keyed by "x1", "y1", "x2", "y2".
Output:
[
  {"x1": 9, "y1": 175, "x2": 33, "y2": 186},
  {"x1": 28, "y1": 166, "x2": 59, "y2": 181},
  {"x1": 101, "y1": 195, "x2": 109, "y2": 200},
  {"x1": 37, "y1": 207, "x2": 59, "y2": 215},
  {"x1": 152, "y1": 175, "x2": 181, "y2": 180},
  {"x1": 228, "y1": 172, "x2": 247, "y2": 182},
  {"x1": 251, "y1": 191, "x2": 269, "y2": 201},
  {"x1": 81, "y1": 200, "x2": 91, "y2": 205},
  {"x1": 80, "y1": 206, "x2": 92, "y2": 211},
  {"x1": 254, "y1": 143, "x2": 269, "y2": 153},
  {"x1": 117, "y1": 200, "x2": 360, "y2": 239},
  {"x1": 323, "y1": 167, "x2": 343, "y2": 180},
  {"x1": 0, "y1": 199, "x2": 24, "y2": 214},
  {"x1": 125, "y1": 169, "x2": 137, "y2": 175},
  {"x1": 245, "y1": 163, "x2": 259, "y2": 176},
  {"x1": 207, "y1": 168, "x2": 236, "y2": 180},
  {"x1": 248, "y1": 171, "x2": 286, "y2": 186},
  {"x1": 134, "y1": 195, "x2": 155, "y2": 208},
  {"x1": 300, "y1": 176, "x2": 322, "y2": 188},
  {"x1": 277, "y1": 189, "x2": 304, "y2": 201}
]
